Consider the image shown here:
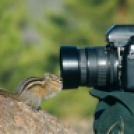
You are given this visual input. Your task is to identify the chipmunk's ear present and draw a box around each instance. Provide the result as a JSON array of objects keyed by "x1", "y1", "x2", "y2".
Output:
[
  {"x1": 44, "y1": 73, "x2": 56, "y2": 79},
  {"x1": 44, "y1": 73, "x2": 50, "y2": 78}
]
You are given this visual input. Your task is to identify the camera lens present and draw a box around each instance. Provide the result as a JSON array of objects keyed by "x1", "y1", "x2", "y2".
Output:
[
  {"x1": 60, "y1": 46, "x2": 118, "y2": 89},
  {"x1": 60, "y1": 46, "x2": 79, "y2": 89}
]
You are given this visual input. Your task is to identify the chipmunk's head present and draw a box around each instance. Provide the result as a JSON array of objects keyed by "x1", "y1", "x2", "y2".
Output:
[{"x1": 44, "y1": 73, "x2": 63, "y2": 93}]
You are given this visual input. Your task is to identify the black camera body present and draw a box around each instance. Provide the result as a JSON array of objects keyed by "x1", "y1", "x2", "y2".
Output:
[
  {"x1": 107, "y1": 25, "x2": 134, "y2": 92},
  {"x1": 60, "y1": 25, "x2": 134, "y2": 92}
]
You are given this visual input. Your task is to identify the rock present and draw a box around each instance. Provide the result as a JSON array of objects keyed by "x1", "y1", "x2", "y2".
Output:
[{"x1": 0, "y1": 95, "x2": 77, "y2": 134}]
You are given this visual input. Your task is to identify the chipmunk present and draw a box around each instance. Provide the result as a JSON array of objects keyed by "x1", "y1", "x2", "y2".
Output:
[{"x1": 0, "y1": 73, "x2": 63, "y2": 109}]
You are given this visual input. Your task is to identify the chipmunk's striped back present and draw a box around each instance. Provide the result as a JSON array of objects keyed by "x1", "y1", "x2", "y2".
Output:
[{"x1": 16, "y1": 77, "x2": 45, "y2": 94}]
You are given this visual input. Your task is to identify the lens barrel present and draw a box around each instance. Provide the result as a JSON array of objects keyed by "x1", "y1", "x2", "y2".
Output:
[
  {"x1": 60, "y1": 46, "x2": 118, "y2": 89},
  {"x1": 60, "y1": 46, "x2": 79, "y2": 89}
]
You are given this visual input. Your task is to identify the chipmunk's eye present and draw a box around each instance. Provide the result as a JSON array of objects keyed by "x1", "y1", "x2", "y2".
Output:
[{"x1": 50, "y1": 75, "x2": 54, "y2": 79}]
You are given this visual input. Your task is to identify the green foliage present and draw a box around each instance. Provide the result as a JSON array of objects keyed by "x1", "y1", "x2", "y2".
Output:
[
  {"x1": 0, "y1": 0, "x2": 133, "y2": 118},
  {"x1": 41, "y1": 88, "x2": 98, "y2": 118}
]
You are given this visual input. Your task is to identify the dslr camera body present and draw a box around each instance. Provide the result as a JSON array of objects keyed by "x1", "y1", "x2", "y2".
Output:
[{"x1": 60, "y1": 25, "x2": 134, "y2": 92}]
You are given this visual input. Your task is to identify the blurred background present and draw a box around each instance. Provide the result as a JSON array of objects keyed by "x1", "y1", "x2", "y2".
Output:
[{"x1": 0, "y1": 0, "x2": 133, "y2": 133}]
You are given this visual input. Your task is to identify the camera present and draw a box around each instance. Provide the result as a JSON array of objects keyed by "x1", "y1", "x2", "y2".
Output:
[{"x1": 60, "y1": 25, "x2": 134, "y2": 92}]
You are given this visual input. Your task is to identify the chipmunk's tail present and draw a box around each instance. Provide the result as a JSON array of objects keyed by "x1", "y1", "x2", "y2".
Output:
[{"x1": 0, "y1": 89, "x2": 19, "y2": 100}]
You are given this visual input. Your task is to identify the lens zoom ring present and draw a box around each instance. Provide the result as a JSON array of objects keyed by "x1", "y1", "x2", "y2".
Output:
[
  {"x1": 97, "y1": 49, "x2": 107, "y2": 86},
  {"x1": 98, "y1": 65, "x2": 107, "y2": 86}
]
